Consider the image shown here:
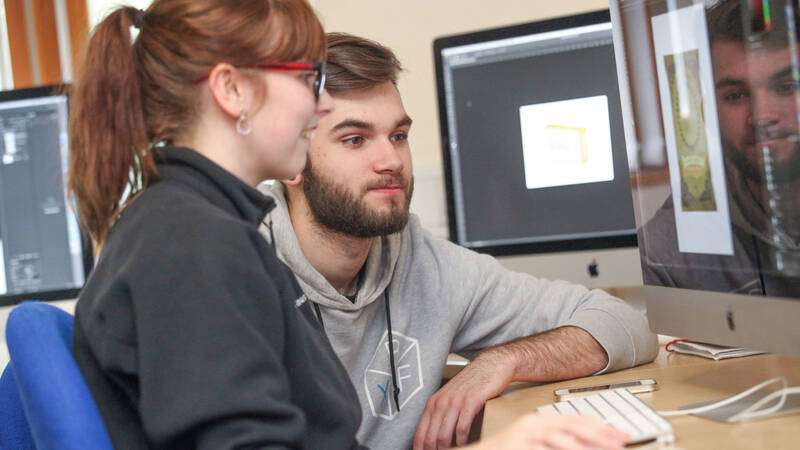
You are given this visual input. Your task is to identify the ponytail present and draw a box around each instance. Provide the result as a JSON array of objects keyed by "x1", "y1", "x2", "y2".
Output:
[{"x1": 68, "y1": 6, "x2": 155, "y2": 247}]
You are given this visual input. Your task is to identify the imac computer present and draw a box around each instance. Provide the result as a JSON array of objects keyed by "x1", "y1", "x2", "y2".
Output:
[
  {"x1": 611, "y1": 0, "x2": 800, "y2": 357},
  {"x1": 0, "y1": 85, "x2": 92, "y2": 306},
  {"x1": 433, "y1": 10, "x2": 639, "y2": 284}
]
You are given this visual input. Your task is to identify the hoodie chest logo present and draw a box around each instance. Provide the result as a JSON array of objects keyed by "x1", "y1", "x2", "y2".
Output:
[{"x1": 364, "y1": 331, "x2": 424, "y2": 420}]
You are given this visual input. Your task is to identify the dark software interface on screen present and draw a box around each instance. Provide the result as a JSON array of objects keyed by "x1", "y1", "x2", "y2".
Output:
[
  {"x1": 0, "y1": 94, "x2": 86, "y2": 300},
  {"x1": 438, "y1": 18, "x2": 636, "y2": 253}
]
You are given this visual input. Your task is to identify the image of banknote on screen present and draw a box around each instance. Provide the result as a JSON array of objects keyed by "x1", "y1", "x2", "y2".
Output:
[{"x1": 665, "y1": 49, "x2": 718, "y2": 212}]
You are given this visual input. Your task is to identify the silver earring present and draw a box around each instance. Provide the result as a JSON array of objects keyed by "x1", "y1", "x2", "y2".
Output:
[{"x1": 236, "y1": 108, "x2": 251, "y2": 135}]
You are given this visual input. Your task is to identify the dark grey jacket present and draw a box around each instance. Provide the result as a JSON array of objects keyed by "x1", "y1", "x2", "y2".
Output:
[{"x1": 73, "y1": 147, "x2": 364, "y2": 449}]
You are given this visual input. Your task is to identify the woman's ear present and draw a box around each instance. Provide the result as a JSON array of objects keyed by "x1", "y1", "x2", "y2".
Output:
[
  {"x1": 282, "y1": 173, "x2": 304, "y2": 186},
  {"x1": 206, "y1": 63, "x2": 252, "y2": 119}
]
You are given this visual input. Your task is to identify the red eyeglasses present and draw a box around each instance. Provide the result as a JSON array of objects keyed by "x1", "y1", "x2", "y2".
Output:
[{"x1": 195, "y1": 61, "x2": 326, "y2": 100}]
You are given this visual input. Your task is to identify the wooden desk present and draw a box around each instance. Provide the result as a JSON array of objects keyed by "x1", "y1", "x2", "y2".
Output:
[{"x1": 482, "y1": 338, "x2": 800, "y2": 449}]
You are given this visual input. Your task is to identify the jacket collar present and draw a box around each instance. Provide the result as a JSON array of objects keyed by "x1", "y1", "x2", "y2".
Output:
[{"x1": 155, "y1": 146, "x2": 275, "y2": 226}]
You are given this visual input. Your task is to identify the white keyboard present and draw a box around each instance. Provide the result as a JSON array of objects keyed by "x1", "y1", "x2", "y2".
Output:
[{"x1": 537, "y1": 388, "x2": 675, "y2": 446}]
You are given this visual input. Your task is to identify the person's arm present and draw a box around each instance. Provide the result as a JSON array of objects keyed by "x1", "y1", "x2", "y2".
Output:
[
  {"x1": 413, "y1": 228, "x2": 657, "y2": 372},
  {"x1": 413, "y1": 326, "x2": 608, "y2": 449},
  {"x1": 409, "y1": 233, "x2": 657, "y2": 449},
  {"x1": 445, "y1": 261, "x2": 657, "y2": 373}
]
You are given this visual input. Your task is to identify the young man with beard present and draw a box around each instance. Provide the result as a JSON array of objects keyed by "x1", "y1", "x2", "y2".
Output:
[
  {"x1": 640, "y1": 0, "x2": 800, "y2": 296},
  {"x1": 259, "y1": 33, "x2": 658, "y2": 450}
]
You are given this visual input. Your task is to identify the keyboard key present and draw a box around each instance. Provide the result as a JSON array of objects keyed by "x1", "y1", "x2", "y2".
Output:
[
  {"x1": 570, "y1": 397, "x2": 603, "y2": 420},
  {"x1": 600, "y1": 390, "x2": 655, "y2": 435},
  {"x1": 537, "y1": 404, "x2": 558, "y2": 414},
  {"x1": 554, "y1": 401, "x2": 579, "y2": 414}
]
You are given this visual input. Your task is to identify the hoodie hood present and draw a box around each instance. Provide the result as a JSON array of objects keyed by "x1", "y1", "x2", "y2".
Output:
[{"x1": 259, "y1": 182, "x2": 403, "y2": 311}]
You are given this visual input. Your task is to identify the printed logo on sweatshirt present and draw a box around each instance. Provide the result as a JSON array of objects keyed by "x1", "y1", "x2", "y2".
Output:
[{"x1": 364, "y1": 331, "x2": 424, "y2": 420}]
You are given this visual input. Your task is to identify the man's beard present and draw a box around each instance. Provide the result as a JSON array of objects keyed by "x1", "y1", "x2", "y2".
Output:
[
  {"x1": 723, "y1": 137, "x2": 800, "y2": 185},
  {"x1": 302, "y1": 159, "x2": 414, "y2": 237},
  {"x1": 724, "y1": 137, "x2": 800, "y2": 238}
]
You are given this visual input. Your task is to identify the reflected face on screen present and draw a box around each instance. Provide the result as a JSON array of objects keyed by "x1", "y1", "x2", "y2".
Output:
[
  {"x1": 302, "y1": 82, "x2": 414, "y2": 237},
  {"x1": 712, "y1": 40, "x2": 800, "y2": 185}
]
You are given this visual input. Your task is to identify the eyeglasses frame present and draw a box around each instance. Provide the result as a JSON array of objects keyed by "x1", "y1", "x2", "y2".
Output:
[{"x1": 195, "y1": 61, "x2": 326, "y2": 101}]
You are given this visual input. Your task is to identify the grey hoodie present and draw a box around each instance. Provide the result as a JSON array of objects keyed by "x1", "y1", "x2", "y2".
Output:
[{"x1": 260, "y1": 183, "x2": 658, "y2": 450}]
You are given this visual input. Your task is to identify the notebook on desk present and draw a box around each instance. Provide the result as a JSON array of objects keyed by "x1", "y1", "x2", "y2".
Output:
[
  {"x1": 537, "y1": 388, "x2": 675, "y2": 446},
  {"x1": 667, "y1": 340, "x2": 764, "y2": 360}
]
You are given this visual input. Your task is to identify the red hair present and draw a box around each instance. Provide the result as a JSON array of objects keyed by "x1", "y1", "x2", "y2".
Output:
[{"x1": 69, "y1": 0, "x2": 325, "y2": 246}]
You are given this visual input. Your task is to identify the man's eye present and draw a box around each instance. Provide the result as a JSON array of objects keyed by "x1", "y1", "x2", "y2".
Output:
[
  {"x1": 775, "y1": 81, "x2": 800, "y2": 95},
  {"x1": 343, "y1": 136, "x2": 364, "y2": 146},
  {"x1": 390, "y1": 133, "x2": 408, "y2": 143},
  {"x1": 722, "y1": 90, "x2": 748, "y2": 102}
]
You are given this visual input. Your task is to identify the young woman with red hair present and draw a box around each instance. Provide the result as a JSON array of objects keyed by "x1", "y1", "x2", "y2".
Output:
[{"x1": 68, "y1": 1, "x2": 362, "y2": 448}]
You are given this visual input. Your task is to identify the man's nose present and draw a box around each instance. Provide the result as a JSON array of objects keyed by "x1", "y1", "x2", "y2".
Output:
[
  {"x1": 373, "y1": 138, "x2": 403, "y2": 173},
  {"x1": 747, "y1": 92, "x2": 780, "y2": 129}
]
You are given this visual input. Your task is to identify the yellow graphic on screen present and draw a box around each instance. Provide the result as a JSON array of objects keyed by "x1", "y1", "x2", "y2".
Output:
[
  {"x1": 665, "y1": 50, "x2": 717, "y2": 211},
  {"x1": 543, "y1": 124, "x2": 588, "y2": 165}
]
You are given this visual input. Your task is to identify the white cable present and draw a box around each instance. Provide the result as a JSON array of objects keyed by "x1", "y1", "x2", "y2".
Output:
[
  {"x1": 730, "y1": 387, "x2": 800, "y2": 422},
  {"x1": 657, "y1": 377, "x2": 787, "y2": 417}
]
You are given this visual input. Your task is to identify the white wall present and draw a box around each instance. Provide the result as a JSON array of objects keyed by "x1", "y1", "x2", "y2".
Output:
[{"x1": 0, "y1": 0, "x2": 13, "y2": 90}]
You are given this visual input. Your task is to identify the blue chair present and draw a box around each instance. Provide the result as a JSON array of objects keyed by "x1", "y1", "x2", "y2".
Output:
[
  {"x1": 1, "y1": 302, "x2": 113, "y2": 450},
  {"x1": 0, "y1": 362, "x2": 36, "y2": 449}
]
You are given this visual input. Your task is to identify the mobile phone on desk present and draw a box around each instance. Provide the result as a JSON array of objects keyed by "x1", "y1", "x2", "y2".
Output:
[{"x1": 554, "y1": 379, "x2": 658, "y2": 401}]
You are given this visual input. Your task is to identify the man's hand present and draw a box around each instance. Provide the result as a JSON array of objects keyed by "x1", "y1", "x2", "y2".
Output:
[
  {"x1": 413, "y1": 352, "x2": 513, "y2": 449},
  {"x1": 469, "y1": 413, "x2": 627, "y2": 450},
  {"x1": 413, "y1": 326, "x2": 608, "y2": 449}
]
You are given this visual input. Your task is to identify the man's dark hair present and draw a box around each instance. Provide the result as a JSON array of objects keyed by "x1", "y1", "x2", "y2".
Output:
[
  {"x1": 324, "y1": 32, "x2": 403, "y2": 94},
  {"x1": 708, "y1": 0, "x2": 800, "y2": 45}
]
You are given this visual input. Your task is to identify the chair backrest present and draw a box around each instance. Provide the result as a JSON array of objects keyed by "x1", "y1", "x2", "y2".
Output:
[{"x1": 5, "y1": 301, "x2": 113, "y2": 450}]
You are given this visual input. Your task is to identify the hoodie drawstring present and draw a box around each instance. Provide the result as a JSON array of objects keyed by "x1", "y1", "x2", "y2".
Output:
[
  {"x1": 262, "y1": 218, "x2": 276, "y2": 247},
  {"x1": 313, "y1": 302, "x2": 325, "y2": 327},
  {"x1": 311, "y1": 292, "x2": 401, "y2": 414},
  {"x1": 384, "y1": 291, "x2": 401, "y2": 413}
]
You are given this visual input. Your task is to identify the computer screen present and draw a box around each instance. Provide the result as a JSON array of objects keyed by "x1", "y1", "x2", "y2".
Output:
[
  {"x1": 433, "y1": 10, "x2": 638, "y2": 256},
  {"x1": 612, "y1": 0, "x2": 800, "y2": 357},
  {"x1": 0, "y1": 85, "x2": 92, "y2": 306}
]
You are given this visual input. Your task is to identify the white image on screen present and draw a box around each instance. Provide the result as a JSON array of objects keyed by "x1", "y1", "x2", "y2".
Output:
[{"x1": 519, "y1": 95, "x2": 615, "y2": 190}]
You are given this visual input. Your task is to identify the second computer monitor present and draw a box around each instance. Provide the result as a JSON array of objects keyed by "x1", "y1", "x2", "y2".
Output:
[
  {"x1": 611, "y1": 0, "x2": 800, "y2": 357},
  {"x1": 0, "y1": 85, "x2": 92, "y2": 306},
  {"x1": 434, "y1": 10, "x2": 637, "y2": 256}
]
